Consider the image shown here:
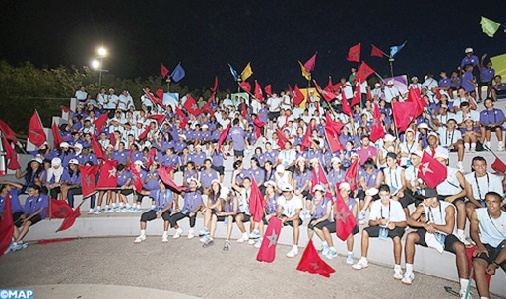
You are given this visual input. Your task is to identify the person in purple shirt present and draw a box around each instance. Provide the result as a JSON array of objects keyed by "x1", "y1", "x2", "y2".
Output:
[
  {"x1": 114, "y1": 164, "x2": 134, "y2": 212},
  {"x1": 12, "y1": 184, "x2": 48, "y2": 251},
  {"x1": 263, "y1": 142, "x2": 279, "y2": 165},
  {"x1": 211, "y1": 125, "x2": 221, "y2": 143},
  {"x1": 112, "y1": 142, "x2": 129, "y2": 165},
  {"x1": 183, "y1": 161, "x2": 198, "y2": 189},
  {"x1": 60, "y1": 159, "x2": 82, "y2": 208},
  {"x1": 210, "y1": 144, "x2": 226, "y2": 183},
  {"x1": 15, "y1": 158, "x2": 45, "y2": 194},
  {"x1": 248, "y1": 158, "x2": 265, "y2": 187},
  {"x1": 80, "y1": 147, "x2": 98, "y2": 165},
  {"x1": 479, "y1": 98, "x2": 505, "y2": 151},
  {"x1": 307, "y1": 185, "x2": 333, "y2": 239},
  {"x1": 357, "y1": 158, "x2": 384, "y2": 219},
  {"x1": 162, "y1": 148, "x2": 179, "y2": 170},
  {"x1": 170, "y1": 178, "x2": 202, "y2": 239},
  {"x1": 258, "y1": 102, "x2": 269, "y2": 124},
  {"x1": 179, "y1": 147, "x2": 191, "y2": 173},
  {"x1": 174, "y1": 134, "x2": 187, "y2": 155},
  {"x1": 460, "y1": 47, "x2": 479, "y2": 69},
  {"x1": 252, "y1": 147, "x2": 266, "y2": 168},
  {"x1": 189, "y1": 145, "x2": 206, "y2": 170},
  {"x1": 229, "y1": 118, "x2": 246, "y2": 161},
  {"x1": 292, "y1": 157, "x2": 311, "y2": 215},
  {"x1": 200, "y1": 159, "x2": 219, "y2": 194},
  {"x1": 478, "y1": 54, "x2": 495, "y2": 101},
  {"x1": 327, "y1": 157, "x2": 346, "y2": 192},
  {"x1": 461, "y1": 64, "x2": 476, "y2": 99}
]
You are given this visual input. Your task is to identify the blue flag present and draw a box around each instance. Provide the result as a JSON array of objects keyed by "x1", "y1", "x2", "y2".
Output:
[
  {"x1": 228, "y1": 63, "x2": 239, "y2": 82},
  {"x1": 390, "y1": 40, "x2": 407, "y2": 58},
  {"x1": 170, "y1": 63, "x2": 185, "y2": 83}
]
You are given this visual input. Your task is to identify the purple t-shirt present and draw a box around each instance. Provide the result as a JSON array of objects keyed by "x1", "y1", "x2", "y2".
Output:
[
  {"x1": 461, "y1": 55, "x2": 479, "y2": 67},
  {"x1": 229, "y1": 126, "x2": 246, "y2": 151},
  {"x1": 311, "y1": 197, "x2": 331, "y2": 219},
  {"x1": 248, "y1": 167, "x2": 265, "y2": 184},
  {"x1": 117, "y1": 170, "x2": 132, "y2": 186},
  {"x1": 293, "y1": 170, "x2": 310, "y2": 190},
  {"x1": 266, "y1": 194, "x2": 278, "y2": 215},
  {"x1": 200, "y1": 168, "x2": 219, "y2": 188},
  {"x1": 24, "y1": 193, "x2": 49, "y2": 219},
  {"x1": 142, "y1": 169, "x2": 161, "y2": 191},
  {"x1": 182, "y1": 191, "x2": 202, "y2": 212},
  {"x1": 462, "y1": 71, "x2": 475, "y2": 92},
  {"x1": 112, "y1": 150, "x2": 128, "y2": 165},
  {"x1": 328, "y1": 168, "x2": 346, "y2": 190},
  {"x1": 263, "y1": 149, "x2": 279, "y2": 164},
  {"x1": 189, "y1": 152, "x2": 206, "y2": 166},
  {"x1": 480, "y1": 108, "x2": 506, "y2": 125}
]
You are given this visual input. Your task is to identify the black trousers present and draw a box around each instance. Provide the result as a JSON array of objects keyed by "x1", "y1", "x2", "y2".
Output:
[{"x1": 169, "y1": 212, "x2": 196, "y2": 228}]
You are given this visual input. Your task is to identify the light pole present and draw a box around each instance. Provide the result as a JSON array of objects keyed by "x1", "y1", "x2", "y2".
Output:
[{"x1": 92, "y1": 46, "x2": 108, "y2": 87}]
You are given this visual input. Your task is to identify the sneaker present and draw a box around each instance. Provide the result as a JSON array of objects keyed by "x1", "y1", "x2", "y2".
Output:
[
  {"x1": 393, "y1": 268, "x2": 403, "y2": 280},
  {"x1": 460, "y1": 290, "x2": 472, "y2": 299},
  {"x1": 162, "y1": 235, "x2": 168, "y2": 243},
  {"x1": 486, "y1": 141, "x2": 492, "y2": 150},
  {"x1": 203, "y1": 239, "x2": 214, "y2": 248},
  {"x1": 248, "y1": 239, "x2": 256, "y2": 245},
  {"x1": 359, "y1": 219, "x2": 365, "y2": 225},
  {"x1": 320, "y1": 244, "x2": 330, "y2": 256},
  {"x1": 88, "y1": 209, "x2": 94, "y2": 214},
  {"x1": 121, "y1": 207, "x2": 127, "y2": 212},
  {"x1": 237, "y1": 234, "x2": 249, "y2": 243},
  {"x1": 14, "y1": 242, "x2": 28, "y2": 251},
  {"x1": 173, "y1": 228, "x2": 183, "y2": 239},
  {"x1": 198, "y1": 227, "x2": 209, "y2": 236},
  {"x1": 325, "y1": 248, "x2": 337, "y2": 260},
  {"x1": 200, "y1": 235, "x2": 210, "y2": 243},
  {"x1": 5, "y1": 242, "x2": 15, "y2": 254},
  {"x1": 346, "y1": 253, "x2": 354, "y2": 265},
  {"x1": 104, "y1": 207, "x2": 111, "y2": 213},
  {"x1": 358, "y1": 211, "x2": 366, "y2": 221},
  {"x1": 286, "y1": 247, "x2": 298, "y2": 258},
  {"x1": 187, "y1": 229, "x2": 195, "y2": 239},
  {"x1": 223, "y1": 240, "x2": 231, "y2": 251},
  {"x1": 254, "y1": 239, "x2": 262, "y2": 249},
  {"x1": 126, "y1": 207, "x2": 133, "y2": 212},
  {"x1": 305, "y1": 210, "x2": 312, "y2": 219},
  {"x1": 458, "y1": 234, "x2": 472, "y2": 246},
  {"x1": 114, "y1": 206, "x2": 121, "y2": 212},
  {"x1": 352, "y1": 258, "x2": 369, "y2": 270},
  {"x1": 498, "y1": 145, "x2": 505, "y2": 152},
  {"x1": 249, "y1": 229, "x2": 260, "y2": 239},
  {"x1": 134, "y1": 235, "x2": 146, "y2": 244},
  {"x1": 94, "y1": 208, "x2": 101, "y2": 214},
  {"x1": 401, "y1": 272, "x2": 415, "y2": 285}
]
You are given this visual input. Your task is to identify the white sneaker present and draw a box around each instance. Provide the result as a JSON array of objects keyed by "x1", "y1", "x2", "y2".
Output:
[
  {"x1": 286, "y1": 247, "x2": 298, "y2": 258},
  {"x1": 88, "y1": 209, "x2": 94, "y2": 214},
  {"x1": 486, "y1": 141, "x2": 492, "y2": 150},
  {"x1": 470, "y1": 143, "x2": 476, "y2": 153},
  {"x1": 134, "y1": 235, "x2": 146, "y2": 244},
  {"x1": 162, "y1": 235, "x2": 168, "y2": 243},
  {"x1": 460, "y1": 290, "x2": 472, "y2": 299},
  {"x1": 498, "y1": 144, "x2": 504, "y2": 152},
  {"x1": 352, "y1": 258, "x2": 369, "y2": 270},
  {"x1": 200, "y1": 235, "x2": 210, "y2": 243},
  {"x1": 393, "y1": 268, "x2": 403, "y2": 280},
  {"x1": 248, "y1": 239, "x2": 256, "y2": 245},
  {"x1": 458, "y1": 233, "x2": 472, "y2": 246},
  {"x1": 173, "y1": 228, "x2": 183, "y2": 239},
  {"x1": 187, "y1": 229, "x2": 195, "y2": 239},
  {"x1": 236, "y1": 234, "x2": 249, "y2": 243},
  {"x1": 401, "y1": 272, "x2": 415, "y2": 285},
  {"x1": 254, "y1": 239, "x2": 262, "y2": 249}
]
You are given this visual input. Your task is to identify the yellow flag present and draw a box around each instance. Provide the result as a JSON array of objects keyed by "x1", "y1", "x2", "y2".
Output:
[
  {"x1": 491, "y1": 53, "x2": 506, "y2": 78},
  {"x1": 240, "y1": 62, "x2": 253, "y2": 81},
  {"x1": 298, "y1": 61, "x2": 311, "y2": 81}
]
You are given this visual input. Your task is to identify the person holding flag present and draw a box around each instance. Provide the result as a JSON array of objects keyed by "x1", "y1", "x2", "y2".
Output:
[
  {"x1": 169, "y1": 177, "x2": 202, "y2": 240},
  {"x1": 0, "y1": 181, "x2": 24, "y2": 253},
  {"x1": 276, "y1": 184, "x2": 303, "y2": 258}
]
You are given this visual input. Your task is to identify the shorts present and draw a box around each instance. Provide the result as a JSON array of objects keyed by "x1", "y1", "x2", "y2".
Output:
[
  {"x1": 308, "y1": 219, "x2": 333, "y2": 230},
  {"x1": 140, "y1": 209, "x2": 171, "y2": 222},
  {"x1": 234, "y1": 212, "x2": 250, "y2": 222},
  {"x1": 399, "y1": 192, "x2": 417, "y2": 209},
  {"x1": 472, "y1": 243, "x2": 506, "y2": 267},
  {"x1": 358, "y1": 190, "x2": 379, "y2": 201},
  {"x1": 364, "y1": 225, "x2": 405, "y2": 239},
  {"x1": 438, "y1": 195, "x2": 465, "y2": 205},
  {"x1": 324, "y1": 221, "x2": 359, "y2": 235},
  {"x1": 212, "y1": 165, "x2": 225, "y2": 176},
  {"x1": 234, "y1": 150, "x2": 244, "y2": 157},
  {"x1": 268, "y1": 111, "x2": 280, "y2": 121},
  {"x1": 15, "y1": 214, "x2": 42, "y2": 227},
  {"x1": 118, "y1": 189, "x2": 134, "y2": 196},
  {"x1": 12, "y1": 212, "x2": 24, "y2": 224},
  {"x1": 414, "y1": 229, "x2": 462, "y2": 254},
  {"x1": 301, "y1": 190, "x2": 311, "y2": 200},
  {"x1": 282, "y1": 215, "x2": 303, "y2": 227},
  {"x1": 484, "y1": 125, "x2": 503, "y2": 131}
]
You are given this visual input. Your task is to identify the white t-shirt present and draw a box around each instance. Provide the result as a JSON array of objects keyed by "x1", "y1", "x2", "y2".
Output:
[
  {"x1": 464, "y1": 172, "x2": 503, "y2": 202},
  {"x1": 437, "y1": 127, "x2": 462, "y2": 147},
  {"x1": 277, "y1": 194, "x2": 303, "y2": 218},
  {"x1": 383, "y1": 86, "x2": 400, "y2": 103},
  {"x1": 267, "y1": 97, "x2": 282, "y2": 112},
  {"x1": 437, "y1": 167, "x2": 463, "y2": 196},
  {"x1": 369, "y1": 199, "x2": 406, "y2": 222},
  {"x1": 476, "y1": 208, "x2": 506, "y2": 247},
  {"x1": 278, "y1": 149, "x2": 296, "y2": 167}
]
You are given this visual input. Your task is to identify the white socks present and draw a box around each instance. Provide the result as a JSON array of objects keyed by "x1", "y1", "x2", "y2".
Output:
[
  {"x1": 162, "y1": 231, "x2": 167, "y2": 237},
  {"x1": 140, "y1": 230, "x2": 146, "y2": 237},
  {"x1": 460, "y1": 278, "x2": 469, "y2": 292},
  {"x1": 394, "y1": 264, "x2": 401, "y2": 271},
  {"x1": 457, "y1": 229, "x2": 465, "y2": 237},
  {"x1": 406, "y1": 263, "x2": 413, "y2": 274}
]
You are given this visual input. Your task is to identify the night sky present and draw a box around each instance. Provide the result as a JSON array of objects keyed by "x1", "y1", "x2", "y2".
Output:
[{"x1": 1, "y1": 0, "x2": 506, "y2": 92}]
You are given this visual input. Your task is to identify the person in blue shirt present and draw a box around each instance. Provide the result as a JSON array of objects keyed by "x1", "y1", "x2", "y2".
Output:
[
  {"x1": 60, "y1": 159, "x2": 82, "y2": 208},
  {"x1": 478, "y1": 54, "x2": 495, "y2": 102}
]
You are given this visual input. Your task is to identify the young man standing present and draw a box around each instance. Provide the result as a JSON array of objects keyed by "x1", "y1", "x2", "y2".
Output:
[{"x1": 276, "y1": 184, "x2": 303, "y2": 258}]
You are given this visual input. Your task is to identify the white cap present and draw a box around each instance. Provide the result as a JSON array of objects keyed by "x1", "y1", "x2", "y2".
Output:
[
  {"x1": 405, "y1": 128, "x2": 415, "y2": 134},
  {"x1": 331, "y1": 157, "x2": 341, "y2": 164},
  {"x1": 211, "y1": 179, "x2": 221, "y2": 187},
  {"x1": 465, "y1": 47, "x2": 473, "y2": 54},
  {"x1": 374, "y1": 83, "x2": 381, "y2": 87},
  {"x1": 310, "y1": 158, "x2": 319, "y2": 164},
  {"x1": 51, "y1": 157, "x2": 62, "y2": 167},
  {"x1": 137, "y1": 120, "x2": 144, "y2": 124},
  {"x1": 187, "y1": 177, "x2": 201, "y2": 188},
  {"x1": 179, "y1": 134, "x2": 187, "y2": 140},
  {"x1": 111, "y1": 118, "x2": 119, "y2": 122},
  {"x1": 195, "y1": 144, "x2": 202, "y2": 149},
  {"x1": 339, "y1": 182, "x2": 351, "y2": 191},
  {"x1": 412, "y1": 76, "x2": 419, "y2": 81},
  {"x1": 264, "y1": 180, "x2": 277, "y2": 188},
  {"x1": 31, "y1": 157, "x2": 43, "y2": 164},
  {"x1": 412, "y1": 150, "x2": 424, "y2": 157},
  {"x1": 384, "y1": 134, "x2": 396, "y2": 142},
  {"x1": 69, "y1": 158, "x2": 79, "y2": 165},
  {"x1": 202, "y1": 124, "x2": 209, "y2": 129},
  {"x1": 417, "y1": 123, "x2": 429, "y2": 129},
  {"x1": 441, "y1": 104, "x2": 448, "y2": 109},
  {"x1": 428, "y1": 132, "x2": 439, "y2": 138},
  {"x1": 387, "y1": 80, "x2": 394, "y2": 85},
  {"x1": 276, "y1": 165, "x2": 285, "y2": 173},
  {"x1": 365, "y1": 188, "x2": 379, "y2": 196},
  {"x1": 60, "y1": 142, "x2": 70, "y2": 148},
  {"x1": 134, "y1": 160, "x2": 144, "y2": 166},
  {"x1": 312, "y1": 184, "x2": 325, "y2": 193},
  {"x1": 74, "y1": 143, "x2": 83, "y2": 149},
  {"x1": 280, "y1": 184, "x2": 294, "y2": 192}
]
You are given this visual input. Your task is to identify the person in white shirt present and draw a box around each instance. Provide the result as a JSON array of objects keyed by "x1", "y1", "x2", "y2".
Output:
[
  {"x1": 276, "y1": 184, "x2": 303, "y2": 258},
  {"x1": 352, "y1": 185, "x2": 407, "y2": 279},
  {"x1": 402, "y1": 188, "x2": 470, "y2": 297},
  {"x1": 277, "y1": 141, "x2": 296, "y2": 172},
  {"x1": 383, "y1": 80, "x2": 400, "y2": 105},
  {"x1": 454, "y1": 101, "x2": 480, "y2": 126},
  {"x1": 422, "y1": 74, "x2": 438, "y2": 102},
  {"x1": 280, "y1": 91, "x2": 292, "y2": 110},
  {"x1": 371, "y1": 83, "x2": 383, "y2": 100},
  {"x1": 434, "y1": 105, "x2": 456, "y2": 128},
  {"x1": 436, "y1": 118, "x2": 465, "y2": 171},
  {"x1": 452, "y1": 87, "x2": 477, "y2": 112},
  {"x1": 267, "y1": 93, "x2": 282, "y2": 120},
  {"x1": 118, "y1": 90, "x2": 134, "y2": 111},
  {"x1": 75, "y1": 85, "x2": 88, "y2": 102},
  {"x1": 409, "y1": 77, "x2": 422, "y2": 90},
  {"x1": 399, "y1": 128, "x2": 421, "y2": 167}
]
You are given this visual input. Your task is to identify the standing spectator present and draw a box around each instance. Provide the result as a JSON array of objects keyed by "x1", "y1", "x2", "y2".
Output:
[{"x1": 75, "y1": 85, "x2": 88, "y2": 103}]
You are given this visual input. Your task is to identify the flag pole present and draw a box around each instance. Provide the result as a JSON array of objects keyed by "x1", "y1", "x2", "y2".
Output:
[
  {"x1": 166, "y1": 77, "x2": 171, "y2": 93},
  {"x1": 389, "y1": 57, "x2": 395, "y2": 78}
]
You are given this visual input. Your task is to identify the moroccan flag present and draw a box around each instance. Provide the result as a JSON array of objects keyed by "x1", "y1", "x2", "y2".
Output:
[
  {"x1": 0, "y1": 120, "x2": 18, "y2": 143},
  {"x1": 300, "y1": 125, "x2": 312, "y2": 151},
  {"x1": 156, "y1": 89, "x2": 164, "y2": 102},
  {"x1": 50, "y1": 198, "x2": 72, "y2": 218},
  {"x1": 159, "y1": 166, "x2": 186, "y2": 192},
  {"x1": 256, "y1": 216, "x2": 282, "y2": 263},
  {"x1": 371, "y1": 44, "x2": 385, "y2": 58},
  {"x1": 345, "y1": 159, "x2": 359, "y2": 191},
  {"x1": 3, "y1": 135, "x2": 21, "y2": 170},
  {"x1": 296, "y1": 239, "x2": 336, "y2": 277},
  {"x1": 253, "y1": 118, "x2": 265, "y2": 138},
  {"x1": 161, "y1": 63, "x2": 170, "y2": 78},
  {"x1": 109, "y1": 132, "x2": 116, "y2": 147},
  {"x1": 304, "y1": 52, "x2": 317, "y2": 71},
  {"x1": 201, "y1": 101, "x2": 214, "y2": 116},
  {"x1": 210, "y1": 76, "x2": 219, "y2": 92},
  {"x1": 129, "y1": 162, "x2": 143, "y2": 193},
  {"x1": 80, "y1": 164, "x2": 99, "y2": 198},
  {"x1": 93, "y1": 113, "x2": 108, "y2": 135},
  {"x1": 143, "y1": 88, "x2": 165, "y2": 109},
  {"x1": 255, "y1": 81, "x2": 264, "y2": 102},
  {"x1": 313, "y1": 79, "x2": 338, "y2": 102},
  {"x1": 249, "y1": 177, "x2": 266, "y2": 222},
  {"x1": 264, "y1": 84, "x2": 273, "y2": 97},
  {"x1": 175, "y1": 107, "x2": 188, "y2": 129},
  {"x1": 355, "y1": 62, "x2": 375, "y2": 84},
  {"x1": 293, "y1": 85, "x2": 305, "y2": 106},
  {"x1": 96, "y1": 159, "x2": 118, "y2": 189},
  {"x1": 325, "y1": 113, "x2": 344, "y2": 135},
  {"x1": 311, "y1": 163, "x2": 332, "y2": 199},
  {"x1": 351, "y1": 85, "x2": 361, "y2": 107},
  {"x1": 137, "y1": 126, "x2": 150, "y2": 141},
  {"x1": 183, "y1": 95, "x2": 201, "y2": 116},
  {"x1": 370, "y1": 104, "x2": 385, "y2": 142},
  {"x1": 491, "y1": 157, "x2": 506, "y2": 174},
  {"x1": 341, "y1": 93, "x2": 353, "y2": 116},
  {"x1": 0, "y1": 194, "x2": 14, "y2": 256},
  {"x1": 29, "y1": 110, "x2": 46, "y2": 147},
  {"x1": 56, "y1": 205, "x2": 81, "y2": 232},
  {"x1": 217, "y1": 122, "x2": 231, "y2": 152},
  {"x1": 392, "y1": 101, "x2": 417, "y2": 133},
  {"x1": 407, "y1": 87, "x2": 427, "y2": 118},
  {"x1": 239, "y1": 82, "x2": 251, "y2": 93},
  {"x1": 51, "y1": 123, "x2": 63, "y2": 149},
  {"x1": 418, "y1": 152, "x2": 447, "y2": 188},
  {"x1": 298, "y1": 61, "x2": 311, "y2": 81},
  {"x1": 60, "y1": 106, "x2": 73, "y2": 114},
  {"x1": 148, "y1": 114, "x2": 165, "y2": 125},
  {"x1": 325, "y1": 130, "x2": 344, "y2": 153},
  {"x1": 481, "y1": 16, "x2": 501, "y2": 38},
  {"x1": 240, "y1": 62, "x2": 253, "y2": 81},
  {"x1": 91, "y1": 134, "x2": 104, "y2": 160},
  {"x1": 276, "y1": 129, "x2": 289, "y2": 149},
  {"x1": 347, "y1": 43, "x2": 360, "y2": 62},
  {"x1": 435, "y1": 88, "x2": 442, "y2": 100},
  {"x1": 334, "y1": 183, "x2": 357, "y2": 240}
]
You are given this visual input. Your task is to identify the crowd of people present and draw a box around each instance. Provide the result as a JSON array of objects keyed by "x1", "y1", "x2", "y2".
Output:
[{"x1": 1, "y1": 47, "x2": 506, "y2": 299}]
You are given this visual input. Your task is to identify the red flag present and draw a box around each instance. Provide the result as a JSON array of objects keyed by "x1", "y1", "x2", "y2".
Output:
[
  {"x1": 256, "y1": 216, "x2": 282, "y2": 263},
  {"x1": 109, "y1": 132, "x2": 116, "y2": 147},
  {"x1": 418, "y1": 152, "x2": 448, "y2": 188},
  {"x1": 28, "y1": 110, "x2": 46, "y2": 147},
  {"x1": 351, "y1": 84, "x2": 361, "y2": 107},
  {"x1": 355, "y1": 62, "x2": 375, "y2": 84},
  {"x1": 144, "y1": 88, "x2": 166, "y2": 109},
  {"x1": 332, "y1": 83, "x2": 344, "y2": 93},
  {"x1": 264, "y1": 84, "x2": 272, "y2": 97},
  {"x1": 249, "y1": 177, "x2": 266, "y2": 222},
  {"x1": 51, "y1": 123, "x2": 63, "y2": 149},
  {"x1": 56, "y1": 205, "x2": 81, "y2": 232},
  {"x1": 0, "y1": 194, "x2": 14, "y2": 256},
  {"x1": 156, "y1": 89, "x2": 164, "y2": 102},
  {"x1": 253, "y1": 118, "x2": 265, "y2": 138},
  {"x1": 60, "y1": 106, "x2": 73, "y2": 113},
  {"x1": 296, "y1": 239, "x2": 336, "y2": 277},
  {"x1": 93, "y1": 113, "x2": 108, "y2": 134},
  {"x1": 301, "y1": 125, "x2": 312, "y2": 151},
  {"x1": 210, "y1": 76, "x2": 219, "y2": 92},
  {"x1": 345, "y1": 159, "x2": 359, "y2": 191},
  {"x1": 137, "y1": 126, "x2": 150, "y2": 140},
  {"x1": 147, "y1": 148, "x2": 156, "y2": 169},
  {"x1": 407, "y1": 87, "x2": 427, "y2": 118},
  {"x1": 148, "y1": 114, "x2": 165, "y2": 125},
  {"x1": 366, "y1": 86, "x2": 372, "y2": 101},
  {"x1": 255, "y1": 81, "x2": 264, "y2": 101},
  {"x1": 311, "y1": 163, "x2": 332, "y2": 198},
  {"x1": 175, "y1": 107, "x2": 188, "y2": 129},
  {"x1": 38, "y1": 238, "x2": 74, "y2": 245},
  {"x1": 325, "y1": 113, "x2": 344, "y2": 135},
  {"x1": 80, "y1": 164, "x2": 99, "y2": 198},
  {"x1": 435, "y1": 88, "x2": 442, "y2": 100},
  {"x1": 3, "y1": 136, "x2": 21, "y2": 170},
  {"x1": 91, "y1": 134, "x2": 104, "y2": 160},
  {"x1": 293, "y1": 85, "x2": 305, "y2": 106},
  {"x1": 161, "y1": 63, "x2": 170, "y2": 78},
  {"x1": 334, "y1": 183, "x2": 357, "y2": 240},
  {"x1": 325, "y1": 130, "x2": 344, "y2": 153},
  {"x1": 276, "y1": 129, "x2": 289, "y2": 149},
  {"x1": 491, "y1": 157, "x2": 506, "y2": 174},
  {"x1": 217, "y1": 123, "x2": 230, "y2": 152},
  {"x1": 129, "y1": 162, "x2": 143, "y2": 193},
  {"x1": 0, "y1": 120, "x2": 18, "y2": 143},
  {"x1": 370, "y1": 104, "x2": 385, "y2": 142},
  {"x1": 96, "y1": 159, "x2": 118, "y2": 189},
  {"x1": 313, "y1": 79, "x2": 338, "y2": 102},
  {"x1": 392, "y1": 101, "x2": 417, "y2": 133},
  {"x1": 183, "y1": 95, "x2": 201, "y2": 117},
  {"x1": 239, "y1": 82, "x2": 251, "y2": 93},
  {"x1": 241, "y1": 103, "x2": 248, "y2": 119},
  {"x1": 303, "y1": 52, "x2": 317, "y2": 71},
  {"x1": 341, "y1": 92, "x2": 353, "y2": 116},
  {"x1": 50, "y1": 198, "x2": 72, "y2": 218},
  {"x1": 201, "y1": 101, "x2": 214, "y2": 116},
  {"x1": 371, "y1": 44, "x2": 385, "y2": 58},
  {"x1": 347, "y1": 43, "x2": 360, "y2": 62},
  {"x1": 327, "y1": 77, "x2": 333, "y2": 91},
  {"x1": 159, "y1": 166, "x2": 186, "y2": 192}
]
